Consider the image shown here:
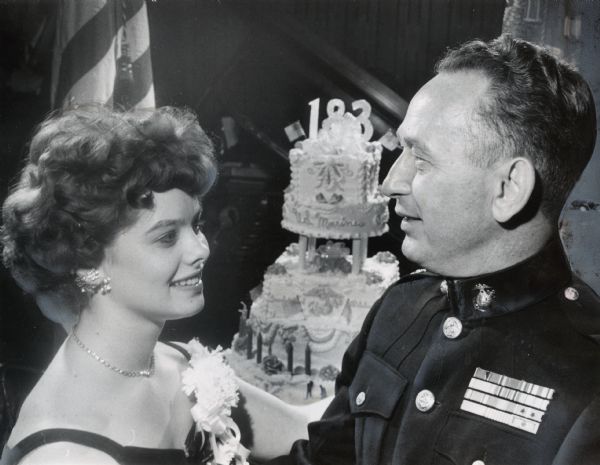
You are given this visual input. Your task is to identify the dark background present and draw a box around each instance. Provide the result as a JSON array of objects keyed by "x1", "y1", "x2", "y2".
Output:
[{"x1": 0, "y1": 0, "x2": 504, "y2": 370}]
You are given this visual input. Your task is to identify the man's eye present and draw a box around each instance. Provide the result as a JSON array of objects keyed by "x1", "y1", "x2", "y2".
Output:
[{"x1": 414, "y1": 158, "x2": 429, "y2": 171}]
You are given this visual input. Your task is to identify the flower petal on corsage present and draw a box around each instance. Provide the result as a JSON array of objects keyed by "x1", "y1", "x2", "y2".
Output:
[{"x1": 182, "y1": 339, "x2": 249, "y2": 465}]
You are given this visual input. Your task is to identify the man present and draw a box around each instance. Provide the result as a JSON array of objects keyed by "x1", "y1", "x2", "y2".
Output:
[{"x1": 270, "y1": 35, "x2": 600, "y2": 465}]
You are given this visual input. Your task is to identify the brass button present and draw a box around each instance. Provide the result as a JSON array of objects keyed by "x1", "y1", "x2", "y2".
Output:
[
  {"x1": 415, "y1": 389, "x2": 435, "y2": 412},
  {"x1": 440, "y1": 280, "x2": 448, "y2": 295},
  {"x1": 355, "y1": 391, "x2": 366, "y2": 406},
  {"x1": 564, "y1": 287, "x2": 579, "y2": 301},
  {"x1": 443, "y1": 317, "x2": 462, "y2": 339}
]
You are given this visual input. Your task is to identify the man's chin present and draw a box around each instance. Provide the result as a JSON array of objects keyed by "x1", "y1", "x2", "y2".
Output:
[{"x1": 401, "y1": 238, "x2": 425, "y2": 267}]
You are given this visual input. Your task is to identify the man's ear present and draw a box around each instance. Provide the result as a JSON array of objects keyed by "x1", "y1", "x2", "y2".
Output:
[{"x1": 492, "y1": 157, "x2": 536, "y2": 223}]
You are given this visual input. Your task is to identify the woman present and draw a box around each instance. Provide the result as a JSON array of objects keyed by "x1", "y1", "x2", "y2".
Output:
[{"x1": 0, "y1": 106, "x2": 238, "y2": 465}]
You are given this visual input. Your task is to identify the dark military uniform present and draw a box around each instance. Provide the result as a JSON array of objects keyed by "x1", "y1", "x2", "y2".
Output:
[{"x1": 272, "y1": 239, "x2": 600, "y2": 465}]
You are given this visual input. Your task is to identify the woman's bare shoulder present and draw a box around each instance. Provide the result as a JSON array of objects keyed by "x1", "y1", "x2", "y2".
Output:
[
  {"x1": 7, "y1": 442, "x2": 119, "y2": 465},
  {"x1": 7, "y1": 379, "x2": 64, "y2": 447},
  {"x1": 7, "y1": 362, "x2": 108, "y2": 448}
]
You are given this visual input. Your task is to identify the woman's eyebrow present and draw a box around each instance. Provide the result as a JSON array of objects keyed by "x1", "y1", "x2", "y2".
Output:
[
  {"x1": 146, "y1": 207, "x2": 203, "y2": 235},
  {"x1": 145, "y1": 219, "x2": 183, "y2": 235}
]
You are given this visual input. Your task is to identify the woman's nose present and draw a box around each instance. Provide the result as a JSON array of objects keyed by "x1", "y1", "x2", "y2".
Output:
[
  {"x1": 381, "y1": 151, "x2": 415, "y2": 197},
  {"x1": 188, "y1": 230, "x2": 210, "y2": 263}
]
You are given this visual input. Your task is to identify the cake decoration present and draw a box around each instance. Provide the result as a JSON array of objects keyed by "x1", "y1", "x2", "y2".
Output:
[{"x1": 227, "y1": 98, "x2": 399, "y2": 404}]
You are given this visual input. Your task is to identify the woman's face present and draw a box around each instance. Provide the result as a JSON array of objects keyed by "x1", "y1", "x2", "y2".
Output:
[{"x1": 99, "y1": 188, "x2": 210, "y2": 323}]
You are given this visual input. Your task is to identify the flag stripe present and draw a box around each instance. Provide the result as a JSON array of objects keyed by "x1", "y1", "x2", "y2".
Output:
[
  {"x1": 55, "y1": 0, "x2": 117, "y2": 107},
  {"x1": 64, "y1": 38, "x2": 117, "y2": 107},
  {"x1": 129, "y1": 48, "x2": 153, "y2": 107},
  {"x1": 107, "y1": 47, "x2": 154, "y2": 109},
  {"x1": 123, "y1": 0, "x2": 151, "y2": 62},
  {"x1": 55, "y1": 0, "x2": 148, "y2": 108},
  {"x1": 57, "y1": 0, "x2": 107, "y2": 46},
  {"x1": 135, "y1": 83, "x2": 155, "y2": 109},
  {"x1": 53, "y1": 0, "x2": 154, "y2": 110},
  {"x1": 126, "y1": 0, "x2": 146, "y2": 24}
]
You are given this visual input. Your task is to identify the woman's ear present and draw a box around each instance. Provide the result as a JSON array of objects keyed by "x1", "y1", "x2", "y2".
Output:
[{"x1": 492, "y1": 157, "x2": 536, "y2": 223}]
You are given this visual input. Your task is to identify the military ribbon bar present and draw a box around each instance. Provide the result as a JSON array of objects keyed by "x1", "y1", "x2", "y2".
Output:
[{"x1": 460, "y1": 367, "x2": 555, "y2": 435}]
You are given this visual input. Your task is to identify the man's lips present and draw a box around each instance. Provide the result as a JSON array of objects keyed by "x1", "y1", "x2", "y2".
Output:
[{"x1": 394, "y1": 205, "x2": 420, "y2": 221}]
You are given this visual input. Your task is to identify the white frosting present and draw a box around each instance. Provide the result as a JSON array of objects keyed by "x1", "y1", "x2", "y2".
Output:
[
  {"x1": 282, "y1": 127, "x2": 388, "y2": 239},
  {"x1": 282, "y1": 192, "x2": 389, "y2": 239},
  {"x1": 258, "y1": 247, "x2": 399, "y2": 334},
  {"x1": 230, "y1": 244, "x2": 399, "y2": 405},
  {"x1": 230, "y1": 100, "x2": 399, "y2": 405},
  {"x1": 226, "y1": 348, "x2": 337, "y2": 405}
]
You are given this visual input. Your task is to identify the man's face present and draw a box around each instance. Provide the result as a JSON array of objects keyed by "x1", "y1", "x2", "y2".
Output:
[{"x1": 381, "y1": 71, "x2": 503, "y2": 277}]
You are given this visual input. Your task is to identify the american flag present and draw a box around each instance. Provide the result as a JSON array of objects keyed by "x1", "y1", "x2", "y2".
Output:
[{"x1": 51, "y1": 0, "x2": 155, "y2": 110}]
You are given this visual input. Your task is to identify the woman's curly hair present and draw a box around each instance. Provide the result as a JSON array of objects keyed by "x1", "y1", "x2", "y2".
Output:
[{"x1": 1, "y1": 105, "x2": 217, "y2": 308}]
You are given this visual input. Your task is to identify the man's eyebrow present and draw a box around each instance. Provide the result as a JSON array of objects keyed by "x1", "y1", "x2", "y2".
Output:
[{"x1": 400, "y1": 135, "x2": 433, "y2": 156}]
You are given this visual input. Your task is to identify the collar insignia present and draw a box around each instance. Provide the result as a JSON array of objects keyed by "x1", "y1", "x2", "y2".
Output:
[
  {"x1": 460, "y1": 367, "x2": 555, "y2": 435},
  {"x1": 473, "y1": 283, "x2": 495, "y2": 311},
  {"x1": 410, "y1": 268, "x2": 427, "y2": 275}
]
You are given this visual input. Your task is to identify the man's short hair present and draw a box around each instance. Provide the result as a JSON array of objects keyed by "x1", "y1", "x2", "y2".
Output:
[{"x1": 436, "y1": 35, "x2": 597, "y2": 220}]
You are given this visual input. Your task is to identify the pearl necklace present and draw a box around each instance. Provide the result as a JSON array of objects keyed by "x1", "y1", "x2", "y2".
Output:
[{"x1": 71, "y1": 329, "x2": 155, "y2": 378}]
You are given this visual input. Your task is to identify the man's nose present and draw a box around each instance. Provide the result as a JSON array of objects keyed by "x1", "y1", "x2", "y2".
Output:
[{"x1": 380, "y1": 151, "x2": 415, "y2": 197}]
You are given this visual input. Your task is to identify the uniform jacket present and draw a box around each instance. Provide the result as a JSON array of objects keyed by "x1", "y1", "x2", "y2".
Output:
[{"x1": 272, "y1": 239, "x2": 600, "y2": 465}]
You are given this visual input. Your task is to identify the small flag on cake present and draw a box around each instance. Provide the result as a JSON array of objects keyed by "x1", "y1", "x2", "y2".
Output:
[{"x1": 284, "y1": 121, "x2": 306, "y2": 143}]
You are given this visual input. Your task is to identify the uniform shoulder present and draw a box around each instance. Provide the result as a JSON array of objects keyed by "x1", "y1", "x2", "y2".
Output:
[
  {"x1": 365, "y1": 271, "x2": 444, "y2": 330},
  {"x1": 553, "y1": 387, "x2": 600, "y2": 463},
  {"x1": 562, "y1": 278, "x2": 600, "y2": 345},
  {"x1": 382, "y1": 269, "x2": 442, "y2": 298}
]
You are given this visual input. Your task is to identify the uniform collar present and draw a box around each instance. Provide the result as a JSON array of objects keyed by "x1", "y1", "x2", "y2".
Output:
[{"x1": 442, "y1": 238, "x2": 571, "y2": 321}]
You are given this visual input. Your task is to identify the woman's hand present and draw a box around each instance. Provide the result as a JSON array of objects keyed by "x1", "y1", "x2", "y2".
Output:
[{"x1": 233, "y1": 377, "x2": 333, "y2": 461}]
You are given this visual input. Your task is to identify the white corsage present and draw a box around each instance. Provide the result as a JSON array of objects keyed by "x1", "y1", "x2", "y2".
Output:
[{"x1": 182, "y1": 339, "x2": 250, "y2": 465}]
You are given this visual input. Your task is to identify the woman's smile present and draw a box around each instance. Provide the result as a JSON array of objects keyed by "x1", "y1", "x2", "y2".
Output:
[{"x1": 170, "y1": 271, "x2": 203, "y2": 288}]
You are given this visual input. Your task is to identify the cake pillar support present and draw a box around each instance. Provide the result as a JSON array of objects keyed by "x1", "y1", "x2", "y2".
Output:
[
  {"x1": 298, "y1": 235, "x2": 308, "y2": 270},
  {"x1": 352, "y1": 235, "x2": 369, "y2": 274},
  {"x1": 256, "y1": 333, "x2": 263, "y2": 363},
  {"x1": 360, "y1": 234, "x2": 368, "y2": 265},
  {"x1": 246, "y1": 327, "x2": 253, "y2": 359},
  {"x1": 307, "y1": 237, "x2": 317, "y2": 262},
  {"x1": 352, "y1": 238, "x2": 361, "y2": 274}
]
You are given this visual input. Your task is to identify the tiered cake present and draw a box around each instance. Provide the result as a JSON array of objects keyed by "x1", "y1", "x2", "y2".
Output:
[{"x1": 228, "y1": 99, "x2": 399, "y2": 404}]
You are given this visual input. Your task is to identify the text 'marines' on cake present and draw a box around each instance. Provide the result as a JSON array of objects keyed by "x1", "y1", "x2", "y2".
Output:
[{"x1": 227, "y1": 98, "x2": 399, "y2": 404}]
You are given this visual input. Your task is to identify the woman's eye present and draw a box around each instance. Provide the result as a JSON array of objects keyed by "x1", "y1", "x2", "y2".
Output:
[
  {"x1": 158, "y1": 231, "x2": 178, "y2": 245},
  {"x1": 193, "y1": 220, "x2": 205, "y2": 235}
]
